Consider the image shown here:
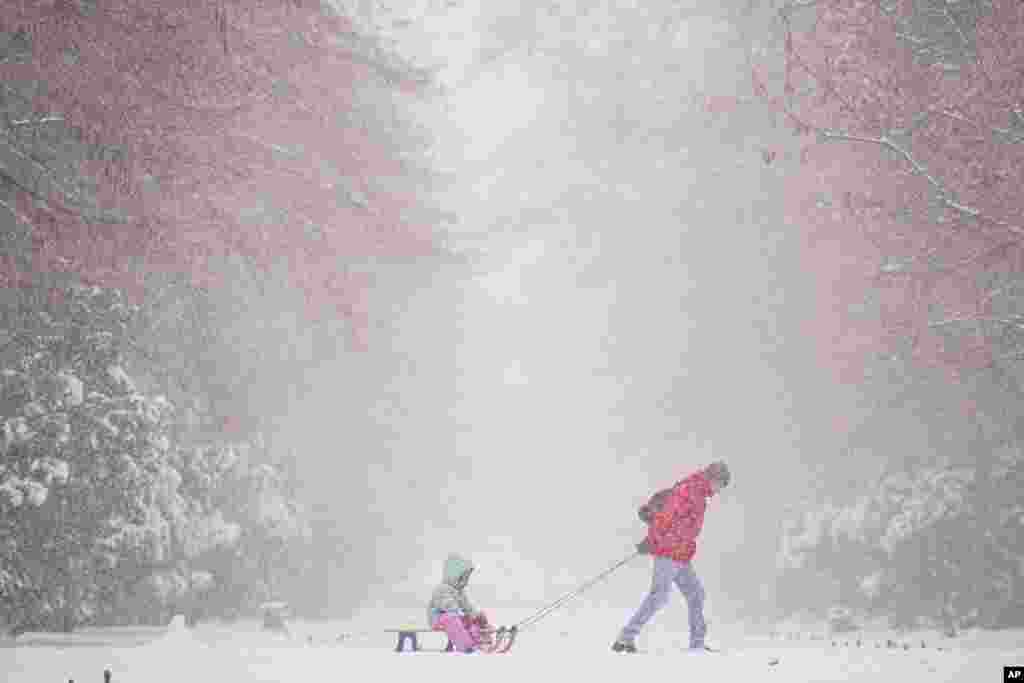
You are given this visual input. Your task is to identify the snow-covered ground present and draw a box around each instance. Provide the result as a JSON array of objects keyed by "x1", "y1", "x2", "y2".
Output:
[{"x1": 2, "y1": 608, "x2": 1020, "y2": 683}]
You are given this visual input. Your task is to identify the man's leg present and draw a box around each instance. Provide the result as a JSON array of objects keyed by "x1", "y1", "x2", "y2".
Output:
[
  {"x1": 673, "y1": 563, "x2": 707, "y2": 649},
  {"x1": 618, "y1": 556, "x2": 679, "y2": 645}
]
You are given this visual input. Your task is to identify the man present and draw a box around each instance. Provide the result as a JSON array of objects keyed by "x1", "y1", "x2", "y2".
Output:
[{"x1": 612, "y1": 461, "x2": 731, "y2": 653}]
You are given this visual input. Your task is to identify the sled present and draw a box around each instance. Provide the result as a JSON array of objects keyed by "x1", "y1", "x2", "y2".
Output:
[{"x1": 384, "y1": 624, "x2": 511, "y2": 653}]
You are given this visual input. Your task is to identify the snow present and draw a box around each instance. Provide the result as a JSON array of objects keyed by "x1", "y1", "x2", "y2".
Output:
[{"x1": 2, "y1": 609, "x2": 1018, "y2": 683}]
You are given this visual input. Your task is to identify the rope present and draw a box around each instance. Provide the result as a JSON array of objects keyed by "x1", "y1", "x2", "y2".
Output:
[{"x1": 514, "y1": 551, "x2": 640, "y2": 632}]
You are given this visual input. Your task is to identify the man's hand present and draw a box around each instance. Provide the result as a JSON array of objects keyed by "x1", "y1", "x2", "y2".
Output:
[{"x1": 636, "y1": 538, "x2": 652, "y2": 555}]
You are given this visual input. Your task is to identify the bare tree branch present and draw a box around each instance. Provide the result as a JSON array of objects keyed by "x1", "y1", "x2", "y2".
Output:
[
  {"x1": 819, "y1": 128, "x2": 1024, "y2": 237},
  {"x1": 936, "y1": 108, "x2": 1024, "y2": 144},
  {"x1": 939, "y1": 0, "x2": 972, "y2": 50},
  {"x1": 6, "y1": 116, "x2": 65, "y2": 128}
]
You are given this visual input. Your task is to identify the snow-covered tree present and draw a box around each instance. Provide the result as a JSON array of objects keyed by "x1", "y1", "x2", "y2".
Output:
[
  {"x1": 776, "y1": 455, "x2": 1024, "y2": 630},
  {"x1": 0, "y1": 282, "x2": 317, "y2": 630},
  {"x1": 0, "y1": 1, "x2": 437, "y2": 338},
  {"x1": 750, "y1": 0, "x2": 1024, "y2": 632},
  {"x1": 0, "y1": 284, "x2": 178, "y2": 631}
]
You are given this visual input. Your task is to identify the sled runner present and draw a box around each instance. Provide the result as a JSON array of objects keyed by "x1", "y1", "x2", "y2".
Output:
[{"x1": 488, "y1": 625, "x2": 518, "y2": 653}]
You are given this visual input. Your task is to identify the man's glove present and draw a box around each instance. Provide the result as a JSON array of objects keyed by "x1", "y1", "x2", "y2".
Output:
[
  {"x1": 638, "y1": 504, "x2": 652, "y2": 523},
  {"x1": 636, "y1": 538, "x2": 652, "y2": 555}
]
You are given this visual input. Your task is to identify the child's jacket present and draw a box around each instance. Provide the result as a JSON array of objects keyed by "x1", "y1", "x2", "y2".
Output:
[{"x1": 427, "y1": 553, "x2": 478, "y2": 626}]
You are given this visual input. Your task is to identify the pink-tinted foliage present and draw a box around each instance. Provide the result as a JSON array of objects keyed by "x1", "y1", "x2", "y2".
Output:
[
  {"x1": 0, "y1": 1, "x2": 435, "y2": 346},
  {"x1": 758, "y1": 0, "x2": 1024, "y2": 382}
]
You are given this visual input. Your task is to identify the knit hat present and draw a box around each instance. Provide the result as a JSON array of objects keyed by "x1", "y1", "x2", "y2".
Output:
[{"x1": 705, "y1": 461, "x2": 731, "y2": 488}]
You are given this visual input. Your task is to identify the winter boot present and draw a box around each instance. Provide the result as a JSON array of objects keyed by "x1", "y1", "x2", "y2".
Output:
[
  {"x1": 687, "y1": 644, "x2": 718, "y2": 654},
  {"x1": 612, "y1": 639, "x2": 638, "y2": 653}
]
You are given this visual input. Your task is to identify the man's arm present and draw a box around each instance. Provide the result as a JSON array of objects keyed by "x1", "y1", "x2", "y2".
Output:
[{"x1": 638, "y1": 487, "x2": 674, "y2": 523}]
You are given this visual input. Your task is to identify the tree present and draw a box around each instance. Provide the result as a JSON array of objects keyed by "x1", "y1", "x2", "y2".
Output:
[
  {"x1": 157, "y1": 438, "x2": 309, "y2": 624},
  {"x1": 0, "y1": 3, "x2": 442, "y2": 628},
  {"x1": 0, "y1": 1, "x2": 439, "y2": 350},
  {"x1": 755, "y1": 0, "x2": 1024, "y2": 381},
  {"x1": 752, "y1": 0, "x2": 1024, "y2": 628},
  {"x1": 0, "y1": 283, "x2": 177, "y2": 631},
  {"x1": 0, "y1": 282, "x2": 317, "y2": 630}
]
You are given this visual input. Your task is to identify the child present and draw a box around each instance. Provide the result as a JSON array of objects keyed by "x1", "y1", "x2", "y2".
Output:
[{"x1": 427, "y1": 553, "x2": 490, "y2": 653}]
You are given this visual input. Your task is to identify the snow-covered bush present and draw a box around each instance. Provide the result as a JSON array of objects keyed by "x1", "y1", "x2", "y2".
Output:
[
  {"x1": 827, "y1": 606, "x2": 859, "y2": 634},
  {"x1": 775, "y1": 454, "x2": 1024, "y2": 631},
  {"x1": 1, "y1": 283, "x2": 315, "y2": 630}
]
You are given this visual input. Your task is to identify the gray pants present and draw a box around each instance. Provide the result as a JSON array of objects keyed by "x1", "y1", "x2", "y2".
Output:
[{"x1": 619, "y1": 555, "x2": 706, "y2": 648}]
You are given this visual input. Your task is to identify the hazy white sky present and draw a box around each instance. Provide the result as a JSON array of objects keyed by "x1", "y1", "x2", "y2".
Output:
[{"x1": 294, "y1": 1, "x2": 844, "y2": 618}]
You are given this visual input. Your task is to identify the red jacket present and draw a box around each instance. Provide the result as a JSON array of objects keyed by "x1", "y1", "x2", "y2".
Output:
[{"x1": 645, "y1": 471, "x2": 714, "y2": 563}]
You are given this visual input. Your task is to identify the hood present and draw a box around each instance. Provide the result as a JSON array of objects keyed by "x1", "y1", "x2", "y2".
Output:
[
  {"x1": 442, "y1": 553, "x2": 474, "y2": 587},
  {"x1": 680, "y1": 471, "x2": 715, "y2": 499}
]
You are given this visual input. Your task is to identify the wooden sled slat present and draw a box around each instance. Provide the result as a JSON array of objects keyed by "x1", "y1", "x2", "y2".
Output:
[{"x1": 387, "y1": 628, "x2": 453, "y2": 653}]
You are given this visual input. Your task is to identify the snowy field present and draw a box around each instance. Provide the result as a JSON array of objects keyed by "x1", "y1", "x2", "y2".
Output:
[{"x1": 2, "y1": 608, "x2": 1020, "y2": 683}]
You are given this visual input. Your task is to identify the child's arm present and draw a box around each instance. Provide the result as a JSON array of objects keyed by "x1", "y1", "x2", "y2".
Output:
[
  {"x1": 430, "y1": 585, "x2": 466, "y2": 615},
  {"x1": 457, "y1": 589, "x2": 477, "y2": 618}
]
